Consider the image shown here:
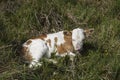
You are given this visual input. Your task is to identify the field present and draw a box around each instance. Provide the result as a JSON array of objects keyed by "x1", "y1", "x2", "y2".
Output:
[{"x1": 0, "y1": 0, "x2": 120, "y2": 80}]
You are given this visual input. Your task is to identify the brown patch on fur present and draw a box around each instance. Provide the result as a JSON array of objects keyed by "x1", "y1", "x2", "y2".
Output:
[
  {"x1": 39, "y1": 33, "x2": 47, "y2": 40},
  {"x1": 63, "y1": 31, "x2": 74, "y2": 52},
  {"x1": 32, "y1": 33, "x2": 47, "y2": 40},
  {"x1": 63, "y1": 30, "x2": 72, "y2": 40},
  {"x1": 21, "y1": 46, "x2": 33, "y2": 62},
  {"x1": 57, "y1": 31, "x2": 74, "y2": 54},
  {"x1": 46, "y1": 39, "x2": 51, "y2": 47},
  {"x1": 57, "y1": 44, "x2": 67, "y2": 54},
  {"x1": 54, "y1": 37, "x2": 58, "y2": 47},
  {"x1": 54, "y1": 37, "x2": 58, "y2": 43},
  {"x1": 26, "y1": 40, "x2": 32, "y2": 45}
]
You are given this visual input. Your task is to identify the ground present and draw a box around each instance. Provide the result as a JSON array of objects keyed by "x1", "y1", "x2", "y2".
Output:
[{"x1": 0, "y1": 0, "x2": 120, "y2": 80}]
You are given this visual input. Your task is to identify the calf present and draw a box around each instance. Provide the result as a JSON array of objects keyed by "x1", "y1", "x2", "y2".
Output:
[{"x1": 21, "y1": 28, "x2": 94, "y2": 68}]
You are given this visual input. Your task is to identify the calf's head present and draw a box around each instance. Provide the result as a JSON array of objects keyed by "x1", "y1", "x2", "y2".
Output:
[{"x1": 72, "y1": 28, "x2": 94, "y2": 51}]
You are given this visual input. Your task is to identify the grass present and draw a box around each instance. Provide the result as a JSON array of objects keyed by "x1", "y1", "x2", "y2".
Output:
[{"x1": 0, "y1": 0, "x2": 120, "y2": 80}]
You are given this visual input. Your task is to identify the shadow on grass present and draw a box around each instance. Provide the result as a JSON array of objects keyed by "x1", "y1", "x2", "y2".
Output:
[{"x1": 80, "y1": 42, "x2": 98, "y2": 56}]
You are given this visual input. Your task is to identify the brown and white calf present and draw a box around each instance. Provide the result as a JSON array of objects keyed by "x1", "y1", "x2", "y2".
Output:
[{"x1": 21, "y1": 28, "x2": 94, "y2": 68}]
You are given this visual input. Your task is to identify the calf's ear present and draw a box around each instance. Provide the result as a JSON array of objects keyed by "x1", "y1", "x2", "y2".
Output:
[{"x1": 84, "y1": 28, "x2": 94, "y2": 37}]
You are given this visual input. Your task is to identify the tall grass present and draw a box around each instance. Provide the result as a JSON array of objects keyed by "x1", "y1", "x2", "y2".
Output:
[{"x1": 0, "y1": 0, "x2": 120, "y2": 80}]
